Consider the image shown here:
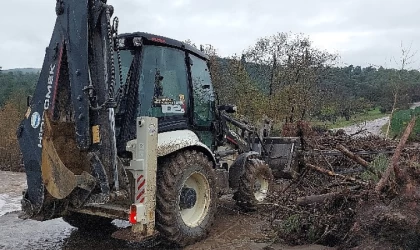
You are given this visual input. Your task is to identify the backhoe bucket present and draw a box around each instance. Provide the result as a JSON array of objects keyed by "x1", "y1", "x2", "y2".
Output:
[{"x1": 41, "y1": 114, "x2": 78, "y2": 199}]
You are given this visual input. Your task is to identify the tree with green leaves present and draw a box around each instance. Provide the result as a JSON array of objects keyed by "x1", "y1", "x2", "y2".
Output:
[{"x1": 244, "y1": 32, "x2": 338, "y2": 123}]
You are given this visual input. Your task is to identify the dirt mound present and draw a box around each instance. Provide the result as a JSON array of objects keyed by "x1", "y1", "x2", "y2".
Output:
[{"x1": 343, "y1": 165, "x2": 420, "y2": 250}]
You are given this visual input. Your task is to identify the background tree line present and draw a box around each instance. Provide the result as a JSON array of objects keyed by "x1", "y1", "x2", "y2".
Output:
[
  {"x1": 1, "y1": 32, "x2": 420, "y2": 141},
  {"x1": 0, "y1": 68, "x2": 37, "y2": 108},
  {"x1": 194, "y1": 33, "x2": 420, "y2": 126}
]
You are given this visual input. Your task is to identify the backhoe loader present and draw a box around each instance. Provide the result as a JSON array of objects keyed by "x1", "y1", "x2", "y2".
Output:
[{"x1": 17, "y1": 0, "x2": 299, "y2": 246}]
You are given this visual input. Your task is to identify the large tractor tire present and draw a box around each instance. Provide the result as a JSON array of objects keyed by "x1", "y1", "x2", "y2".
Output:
[
  {"x1": 62, "y1": 212, "x2": 114, "y2": 231},
  {"x1": 156, "y1": 150, "x2": 217, "y2": 247},
  {"x1": 233, "y1": 158, "x2": 273, "y2": 211}
]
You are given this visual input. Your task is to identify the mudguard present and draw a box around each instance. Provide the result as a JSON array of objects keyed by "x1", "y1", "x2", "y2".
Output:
[
  {"x1": 157, "y1": 130, "x2": 216, "y2": 165},
  {"x1": 228, "y1": 151, "x2": 260, "y2": 189}
]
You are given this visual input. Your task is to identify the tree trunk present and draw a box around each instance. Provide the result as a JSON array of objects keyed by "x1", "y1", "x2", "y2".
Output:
[
  {"x1": 336, "y1": 144, "x2": 374, "y2": 173},
  {"x1": 269, "y1": 54, "x2": 277, "y2": 96},
  {"x1": 376, "y1": 115, "x2": 416, "y2": 193},
  {"x1": 385, "y1": 91, "x2": 398, "y2": 139},
  {"x1": 297, "y1": 192, "x2": 341, "y2": 206}
]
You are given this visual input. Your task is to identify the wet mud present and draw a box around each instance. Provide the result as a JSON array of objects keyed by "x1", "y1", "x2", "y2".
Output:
[{"x1": 0, "y1": 171, "x2": 331, "y2": 250}]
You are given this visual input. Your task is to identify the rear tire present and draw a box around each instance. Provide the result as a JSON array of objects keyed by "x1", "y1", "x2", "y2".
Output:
[
  {"x1": 62, "y1": 212, "x2": 114, "y2": 231},
  {"x1": 233, "y1": 158, "x2": 273, "y2": 211},
  {"x1": 156, "y1": 150, "x2": 217, "y2": 247}
]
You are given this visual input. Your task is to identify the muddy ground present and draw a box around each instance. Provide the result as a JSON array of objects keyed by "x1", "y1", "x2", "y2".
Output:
[{"x1": 0, "y1": 171, "x2": 332, "y2": 250}]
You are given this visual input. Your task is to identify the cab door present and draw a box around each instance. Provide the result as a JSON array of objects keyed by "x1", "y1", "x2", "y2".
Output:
[{"x1": 189, "y1": 54, "x2": 215, "y2": 148}]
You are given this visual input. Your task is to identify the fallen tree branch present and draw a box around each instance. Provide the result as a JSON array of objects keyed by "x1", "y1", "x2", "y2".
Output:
[
  {"x1": 350, "y1": 128, "x2": 367, "y2": 137},
  {"x1": 306, "y1": 163, "x2": 361, "y2": 183},
  {"x1": 375, "y1": 115, "x2": 416, "y2": 193},
  {"x1": 336, "y1": 144, "x2": 374, "y2": 173}
]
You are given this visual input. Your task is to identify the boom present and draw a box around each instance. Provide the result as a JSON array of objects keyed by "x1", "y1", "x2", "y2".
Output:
[{"x1": 18, "y1": 0, "x2": 118, "y2": 217}]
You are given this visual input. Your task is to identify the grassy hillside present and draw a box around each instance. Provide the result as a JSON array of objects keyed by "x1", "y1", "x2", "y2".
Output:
[{"x1": 2, "y1": 68, "x2": 41, "y2": 74}]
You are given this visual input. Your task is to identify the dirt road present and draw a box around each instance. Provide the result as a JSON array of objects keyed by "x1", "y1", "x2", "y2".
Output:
[
  {"x1": 334, "y1": 102, "x2": 420, "y2": 137},
  {"x1": 335, "y1": 116, "x2": 390, "y2": 137},
  {"x1": 0, "y1": 171, "x2": 332, "y2": 250}
]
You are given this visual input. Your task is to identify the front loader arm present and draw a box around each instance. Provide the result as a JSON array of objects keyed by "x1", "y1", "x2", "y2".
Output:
[{"x1": 18, "y1": 0, "x2": 117, "y2": 215}]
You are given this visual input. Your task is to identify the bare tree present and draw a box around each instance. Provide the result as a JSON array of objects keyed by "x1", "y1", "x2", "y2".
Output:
[{"x1": 385, "y1": 42, "x2": 417, "y2": 139}]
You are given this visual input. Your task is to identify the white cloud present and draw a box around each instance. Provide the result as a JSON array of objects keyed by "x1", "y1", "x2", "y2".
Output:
[
  {"x1": 311, "y1": 31, "x2": 375, "y2": 52},
  {"x1": 172, "y1": 0, "x2": 192, "y2": 7},
  {"x1": 1, "y1": 0, "x2": 419, "y2": 69}
]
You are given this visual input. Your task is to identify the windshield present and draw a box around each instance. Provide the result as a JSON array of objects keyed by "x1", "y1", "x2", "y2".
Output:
[{"x1": 138, "y1": 45, "x2": 189, "y2": 118}]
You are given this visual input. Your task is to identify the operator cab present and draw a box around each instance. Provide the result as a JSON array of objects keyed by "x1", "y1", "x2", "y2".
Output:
[{"x1": 115, "y1": 32, "x2": 216, "y2": 150}]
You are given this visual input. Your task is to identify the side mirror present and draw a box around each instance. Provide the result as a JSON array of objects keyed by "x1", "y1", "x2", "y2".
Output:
[{"x1": 218, "y1": 104, "x2": 237, "y2": 113}]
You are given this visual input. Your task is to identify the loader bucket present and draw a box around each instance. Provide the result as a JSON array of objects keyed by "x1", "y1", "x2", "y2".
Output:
[{"x1": 41, "y1": 114, "x2": 78, "y2": 199}]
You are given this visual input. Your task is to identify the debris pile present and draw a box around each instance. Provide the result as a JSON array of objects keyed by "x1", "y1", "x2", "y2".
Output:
[{"x1": 270, "y1": 119, "x2": 420, "y2": 249}]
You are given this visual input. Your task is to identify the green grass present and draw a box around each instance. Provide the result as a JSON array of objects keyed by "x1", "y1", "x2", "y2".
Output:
[
  {"x1": 312, "y1": 108, "x2": 389, "y2": 129},
  {"x1": 361, "y1": 154, "x2": 389, "y2": 182},
  {"x1": 386, "y1": 107, "x2": 420, "y2": 140},
  {"x1": 380, "y1": 122, "x2": 399, "y2": 139}
]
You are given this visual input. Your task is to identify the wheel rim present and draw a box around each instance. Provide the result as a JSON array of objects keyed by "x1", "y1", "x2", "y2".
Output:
[
  {"x1": 254, "y1": 174, "x2": 269, "y2": 202},
  {"x1": 179, "y1": 172, "x2": 211, "y2": 227}
]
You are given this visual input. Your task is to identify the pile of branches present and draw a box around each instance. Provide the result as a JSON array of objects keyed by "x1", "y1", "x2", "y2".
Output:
[
  {"x1": 270, "y1": 168, "x2": 366, "y2": 246},
  {"x1": 304, "y1": 133, "x2": 397, "y2": 173},
  {"x1": 270, "y1": 118, "x2": 420, "y2": 249}
]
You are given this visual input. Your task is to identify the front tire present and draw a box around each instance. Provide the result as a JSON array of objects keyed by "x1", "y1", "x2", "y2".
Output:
[
  {"x1": 233, "y1": 158, "x2": 273, "y2": 211},
  {"x1": 156, "y1": 150, "x2": 217, "y2": 247}
]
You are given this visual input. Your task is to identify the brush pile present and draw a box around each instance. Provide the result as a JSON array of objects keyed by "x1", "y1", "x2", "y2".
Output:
[{"x1": 270, "y1": 119, "x2": 420, "y2": 249}]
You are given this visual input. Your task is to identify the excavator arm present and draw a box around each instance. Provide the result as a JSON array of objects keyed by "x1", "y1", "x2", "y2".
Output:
[{"x1": 17, "y1": 0, "x2": 118, "y2": 217}]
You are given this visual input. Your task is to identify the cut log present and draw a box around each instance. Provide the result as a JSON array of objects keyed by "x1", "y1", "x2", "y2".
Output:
[
  {"x1": 375, "y1": 115, "x2": 416, "y2": 193},
  {"x1": 336, "y1": 144, "x2": 374, "y2": 173},
  {"x1": 297, "y1": 192, "x2": 341, "y2": 206}
]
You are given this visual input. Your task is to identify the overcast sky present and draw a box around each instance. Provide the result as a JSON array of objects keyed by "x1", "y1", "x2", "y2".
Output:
[{"x1": 1, "y1": 0, "x2": 420, "y2": 70}]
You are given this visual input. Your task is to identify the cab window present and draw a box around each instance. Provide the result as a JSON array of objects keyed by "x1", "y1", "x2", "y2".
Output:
[{"x1": 189, "y1": 54, "x2": 214, "y2": 127}]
